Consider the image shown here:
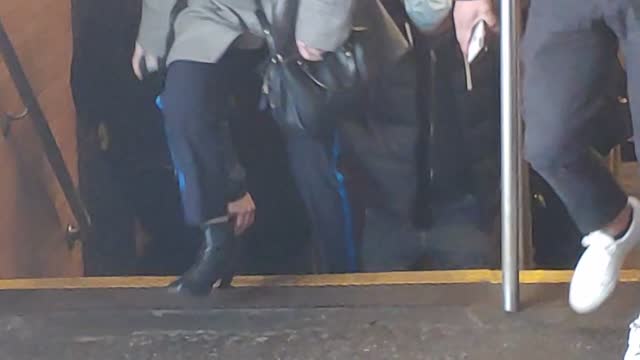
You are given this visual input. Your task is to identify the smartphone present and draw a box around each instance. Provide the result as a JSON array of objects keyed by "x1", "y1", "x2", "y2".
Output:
[{"x1": 467, "y1": 19, "x2": 488, "y2": 64}]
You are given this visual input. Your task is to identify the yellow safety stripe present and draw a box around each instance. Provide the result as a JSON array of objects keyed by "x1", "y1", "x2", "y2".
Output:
[{"x1": 1, "y1": 269, "x2": 640, "y2": 290}]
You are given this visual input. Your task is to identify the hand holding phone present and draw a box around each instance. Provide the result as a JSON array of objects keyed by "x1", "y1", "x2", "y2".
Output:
[
  {"x1": 453, "y1": 0, "x2": 497, "y2": 59},
  {"x1": 463, "y1": 19, "x2": 489, "y2": 91},
  {"x1": 467, "y1": 19, "x2": 488, "y2": 64}
]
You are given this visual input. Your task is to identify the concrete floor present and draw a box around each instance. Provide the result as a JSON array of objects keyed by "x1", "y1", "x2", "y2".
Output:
[{"x1": 1, "y1": 283, "x2": 640, "y2": 360}]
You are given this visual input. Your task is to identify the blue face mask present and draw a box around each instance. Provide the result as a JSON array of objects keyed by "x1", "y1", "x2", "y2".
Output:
[{"x1": 404, "y1": 0, "x2": 453, "y2": 32}]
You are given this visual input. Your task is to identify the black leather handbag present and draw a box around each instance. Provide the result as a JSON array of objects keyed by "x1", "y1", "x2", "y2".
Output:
[{"x1": 255, "y1": 0, "x2": 371, "y2": 138}]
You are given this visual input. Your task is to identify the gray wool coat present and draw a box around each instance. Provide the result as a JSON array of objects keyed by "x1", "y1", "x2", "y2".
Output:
[{"x1": 137, "y1": 0, "x2": 410, "y2": 67}]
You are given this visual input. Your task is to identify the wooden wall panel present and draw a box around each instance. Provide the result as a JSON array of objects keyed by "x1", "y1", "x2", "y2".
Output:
[{"x1": 0, "y1": 0, "x2": 83, "y2": 278}]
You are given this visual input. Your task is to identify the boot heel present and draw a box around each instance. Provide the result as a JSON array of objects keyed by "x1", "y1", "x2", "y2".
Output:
[{"x1": 168, "y1": 222, "x2": 233, "y2": 297}]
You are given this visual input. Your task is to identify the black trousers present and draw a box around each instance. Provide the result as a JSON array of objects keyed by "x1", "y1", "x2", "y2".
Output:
[
  {"x1": 522, "y1": 0, "x2": 640, "y2": 233},
  {"x1": 160, "y1": 52, "x2": 260, "y2": 226},
  {"x1": 341, "y1": 52, "x2": 420, "y2": 271},
  {"x1": 287, "y1": 134, "x2": 356, "y2": 273}
]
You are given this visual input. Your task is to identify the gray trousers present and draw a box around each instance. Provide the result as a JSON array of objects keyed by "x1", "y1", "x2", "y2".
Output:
[{"x1": 522, "y1": 0, "x2": 640, "y2": 233}]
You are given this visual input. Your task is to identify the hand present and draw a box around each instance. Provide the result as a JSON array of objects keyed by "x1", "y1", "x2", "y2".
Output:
[
  {"x1": 453, "y1": 0, "x2": 498, "y2": 58},
  {"x1": 227, "y1": 193, "x2": 256, "y2": 235},
  {"x1": 297, "y1": 41, "x2": 325, "y2": 61},
  {"x1": 132, "y1": 42, "x2": 145, "y2": 80},
  {"x1": 131, "y1": 42, "x2": 159, "y2": 80}
]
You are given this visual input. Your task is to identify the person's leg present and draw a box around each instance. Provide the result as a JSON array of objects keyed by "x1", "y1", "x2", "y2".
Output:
[
  {"x1": 523, "y1": 0, "x2": 637, "y2": 313},
  {"x1": 341, "y1": 51, "x2": 419, "y2": 221},
  {"x1": 341, "y1": 51, "x2": 423, "y2": 271},
  {"x1": 286, "y1": 134, "x2": 355, "y2": 273},
  {"x1": 162, "y1": 61, "x2": 233, "y2": 225},
  {"x1": 360, "y1": 208, "x2": 426, "y2": 271},
  {"x1": 523, "y1": 3, "x2": 626, "y2": 235},
  {"x1": 160, "y1": 60, "x2": 237, "y2": 295}
]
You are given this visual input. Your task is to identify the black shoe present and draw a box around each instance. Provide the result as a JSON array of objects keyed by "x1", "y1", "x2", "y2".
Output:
[{"x1": 168, "y1": 222, "x2": 235, "y2": 296}]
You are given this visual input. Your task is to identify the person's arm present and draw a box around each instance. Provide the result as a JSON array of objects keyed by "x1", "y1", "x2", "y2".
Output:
[
  {"x1": 295, "y1": 0, "x2": 355, "y2": 60},
  {"x1": 221, "y1": 119, "x2": 256, "y2": 235},
  {"x1": 137, "y1": 0, "x2": 178, "y2": 58},
  {"x1": 132, "y1": 0, "x2": 178, "y2": 79},
  {"x1": 226, "y1": 160, "x2": 255, "y2": 235}
]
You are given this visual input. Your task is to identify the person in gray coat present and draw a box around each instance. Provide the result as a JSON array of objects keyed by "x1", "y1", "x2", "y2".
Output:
[{"x1": 132, "y1": 0, "x2": 418, "y2": 295}]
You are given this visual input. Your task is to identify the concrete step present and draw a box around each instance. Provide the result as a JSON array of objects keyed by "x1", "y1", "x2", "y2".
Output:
[{"x1": 1, "y1": 282, "x2": 638, "y2": 359}]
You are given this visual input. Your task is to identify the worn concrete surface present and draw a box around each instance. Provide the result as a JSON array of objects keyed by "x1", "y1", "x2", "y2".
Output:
[{"x1": 1, "y1": 283, "x2": 639, "y2": 359}]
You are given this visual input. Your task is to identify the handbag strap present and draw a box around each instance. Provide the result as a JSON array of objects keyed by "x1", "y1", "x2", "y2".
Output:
[
  {"x1": 254, "y1": 0, "x2": 281, "y2": 59},
  {"x1": 255, "y1": 0, "x2": 300, "y2": 61}
]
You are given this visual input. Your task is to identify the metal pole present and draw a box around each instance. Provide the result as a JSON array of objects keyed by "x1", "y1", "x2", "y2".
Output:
[{"x1": 500, "y1": 0, "x2": 522, "y2": 313}]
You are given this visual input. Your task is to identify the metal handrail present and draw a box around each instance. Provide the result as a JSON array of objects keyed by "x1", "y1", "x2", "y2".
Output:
[{"x1": 0, "y1": 19, "x2": 91, "y2": 244}]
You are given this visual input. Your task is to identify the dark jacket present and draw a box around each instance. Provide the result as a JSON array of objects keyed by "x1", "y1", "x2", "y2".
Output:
[{"x1": 406, "y1": 6, "x2": 631, "y2": 228}]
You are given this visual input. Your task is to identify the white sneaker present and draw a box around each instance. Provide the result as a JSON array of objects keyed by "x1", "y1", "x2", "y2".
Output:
[
  {"x1": 624, "y1": 315, "x2": 640, "y2": 360},
  {"x1": 569, "y1": 197, "x2": 640, "y2": 314}
]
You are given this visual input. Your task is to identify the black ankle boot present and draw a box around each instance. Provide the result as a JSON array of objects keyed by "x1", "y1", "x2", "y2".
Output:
[{"x1": 168, "y1": 222, "x2": 235, "y2": 296}]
